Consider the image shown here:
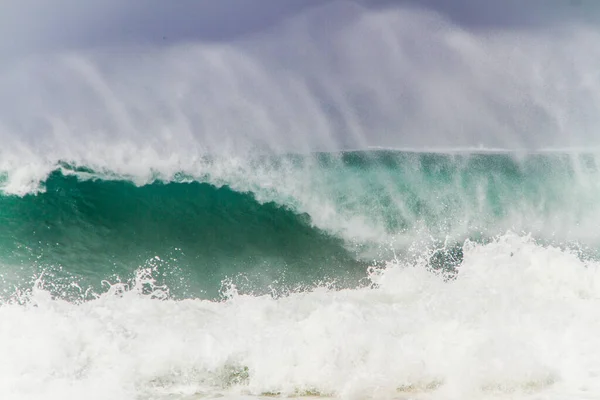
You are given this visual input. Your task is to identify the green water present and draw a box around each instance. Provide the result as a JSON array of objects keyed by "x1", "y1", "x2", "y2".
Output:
[
  {"x1": 0, "y1": 172, "x2": 364, "y2": 299},
  {"x1": 1, "y1": 151, "x2": 599, "y2": 299}
]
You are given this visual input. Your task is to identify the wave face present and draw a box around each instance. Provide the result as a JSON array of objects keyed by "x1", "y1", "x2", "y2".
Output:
[
  {"x1": 0, "y1": 165, "x2": 364, "y2": 299},
  {"x1": 2, "y1": 151, "x2": 599, "y2": 299}
]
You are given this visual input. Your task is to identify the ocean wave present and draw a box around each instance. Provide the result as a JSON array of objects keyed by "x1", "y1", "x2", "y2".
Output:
[{"x1": 1, "y1": 151, "x2": 599, "y2": 299}]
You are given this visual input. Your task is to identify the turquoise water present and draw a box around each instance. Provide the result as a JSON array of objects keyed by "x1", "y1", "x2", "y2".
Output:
[{"x1": 1, "y1": 151, "x2": 598, "y2": 300}]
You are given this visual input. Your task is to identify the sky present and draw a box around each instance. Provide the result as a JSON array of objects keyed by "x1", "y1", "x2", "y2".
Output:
[
  {"x1": 0, "y1": 0, "x2": 322, "y2": 55},
  {"x1": 1, "y1": 0, "x2": 597, "y2": 55},
  {"x1": 1, "y1": 0, "x2": 599, "y2": 151}
]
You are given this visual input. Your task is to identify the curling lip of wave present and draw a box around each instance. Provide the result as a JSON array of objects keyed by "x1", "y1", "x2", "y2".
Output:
[{"x1": 1, "y1": 151, "x2": 599, "y2": 252}]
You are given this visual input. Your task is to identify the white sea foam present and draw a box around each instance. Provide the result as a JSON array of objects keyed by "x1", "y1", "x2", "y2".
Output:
[{"x1": 0, "y1": 234, "x2": 599, "y2": 400}]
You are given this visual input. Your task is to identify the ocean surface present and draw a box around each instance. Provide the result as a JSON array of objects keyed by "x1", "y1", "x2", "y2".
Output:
[{"x1": 1, "y1": 150, "x2": 600, "y2": 399}]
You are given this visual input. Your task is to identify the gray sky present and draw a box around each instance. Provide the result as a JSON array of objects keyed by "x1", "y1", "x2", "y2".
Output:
[
  {"x1": 1, "y1": 0, "x2": 324, "y2": 55},
  {"x1": 1, "y1": 0, "x2": 598, "y2": 55},
  {"x1": 367, "y1": 0, "x2": 598, "y2": 28}
]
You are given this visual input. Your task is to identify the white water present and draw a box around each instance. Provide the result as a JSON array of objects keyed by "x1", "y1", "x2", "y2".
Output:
[{"x1": 1, "y1": 234, "x2": 600, "y2": 400}]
